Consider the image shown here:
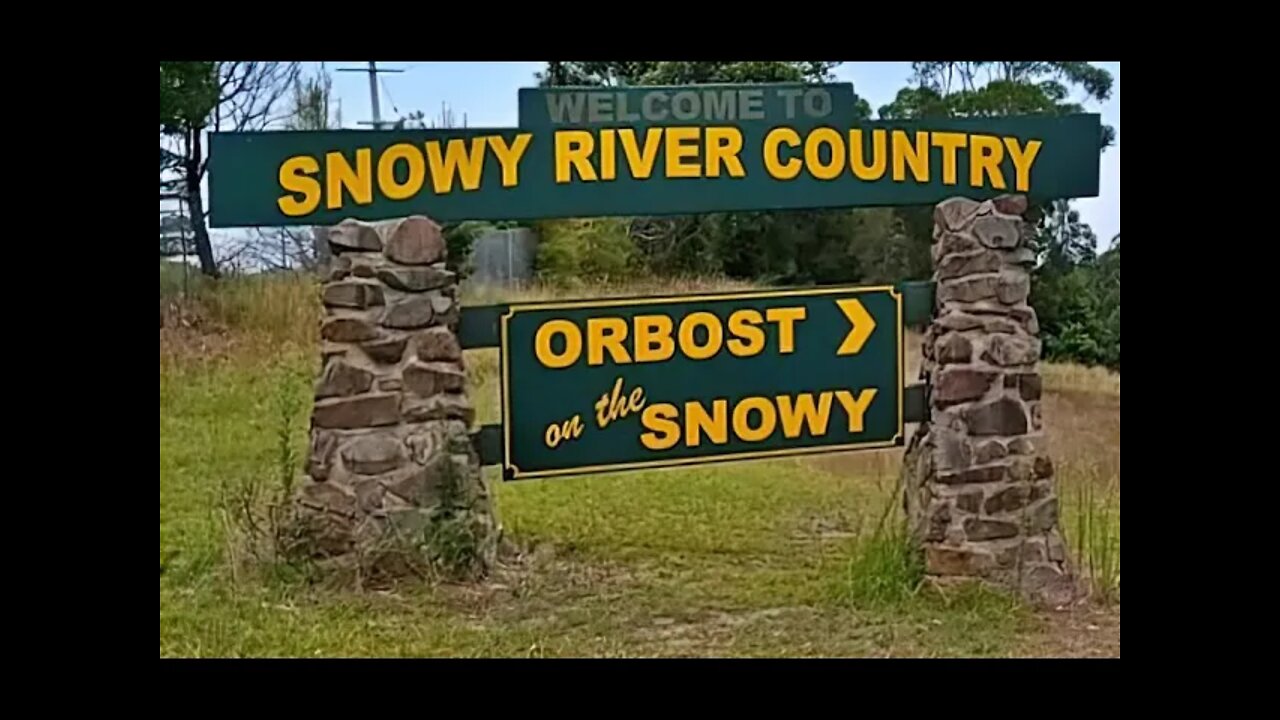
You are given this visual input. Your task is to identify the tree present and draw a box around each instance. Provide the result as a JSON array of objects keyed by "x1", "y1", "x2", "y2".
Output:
[
  {"x1": 1035, "y1": 199, "x2": 1098, "y2": 270},
  {"x1": 160, "y1": 62, "x2": 299, "y2": 278},
  {"x1": 874, "y1": 61, "x2": 1117, "y2": 285},
  {"x1": 536, "y1": 61, "x2": 894, "y2": 284},
  {"x1": 239, "y1": 65, "x2": 341, "y2": 273},
  {"x1": 879, "y1": 62, "x2": 1115, "y2": 148}
]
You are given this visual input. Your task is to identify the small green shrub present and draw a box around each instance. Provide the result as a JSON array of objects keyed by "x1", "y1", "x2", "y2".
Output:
[{"x1": 534, "y1": 218, "x2": 639, "y2": 285}]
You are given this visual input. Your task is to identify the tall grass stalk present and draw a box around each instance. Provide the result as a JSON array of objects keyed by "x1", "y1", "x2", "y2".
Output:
[
  {"x1": 841, "y1": 472, "x2": 925, "y2": 607},
  {"x1": 1065, "y1": 473, "x2": 1120, "y2": 605}
]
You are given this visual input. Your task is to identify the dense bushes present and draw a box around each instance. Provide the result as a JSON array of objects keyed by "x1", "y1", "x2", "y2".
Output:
[
  {"x1": 528, "y1": 211, "x2": 1119, "y2": 371},
  {"x1": 1033, "y1": 241, "x2": 1120, "y2": 371}
]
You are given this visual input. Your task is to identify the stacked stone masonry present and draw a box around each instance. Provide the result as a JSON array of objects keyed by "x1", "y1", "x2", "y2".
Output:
[
  {"x1": 297, "y1": 216, "x2": 496, "y2": 565},
  {"x1": 904, "y1": 195, "x2": 1075, "y2": 606}
]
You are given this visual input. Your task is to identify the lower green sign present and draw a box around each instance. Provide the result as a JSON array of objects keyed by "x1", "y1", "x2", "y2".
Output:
[{"x1": 499, "y1": 286, "x2": 903, "y2": 479}]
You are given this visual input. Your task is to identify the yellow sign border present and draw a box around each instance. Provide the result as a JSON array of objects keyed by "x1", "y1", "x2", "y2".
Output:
[{"x1": 499, "y1": 285, "x2": 904, "y2": 480}]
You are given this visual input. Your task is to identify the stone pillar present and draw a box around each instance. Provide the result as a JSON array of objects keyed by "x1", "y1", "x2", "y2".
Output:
[
  {"x1": 294, "y1": 215, "x2": 497, "y2": 575},
  {"x1": 903, "y1": 195, "x2": 1075, "y2": 606}
]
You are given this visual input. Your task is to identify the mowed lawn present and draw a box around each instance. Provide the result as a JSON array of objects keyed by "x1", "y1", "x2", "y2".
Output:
[{"x1": 159, "y1": 276, "x2": 1119, "y2": 658}]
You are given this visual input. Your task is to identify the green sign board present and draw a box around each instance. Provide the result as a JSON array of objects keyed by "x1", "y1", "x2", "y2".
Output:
[
  {"x1": 207, "y1": 82, "x2": 1102, "y2": 228},
  {"x1": 499, "y1": 286, "x2": 903, "y2": 479}
]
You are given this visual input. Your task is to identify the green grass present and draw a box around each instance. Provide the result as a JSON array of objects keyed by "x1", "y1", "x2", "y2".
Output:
[{"x1": 160, "y1": 275, "x2": 1120, "y2": 657}]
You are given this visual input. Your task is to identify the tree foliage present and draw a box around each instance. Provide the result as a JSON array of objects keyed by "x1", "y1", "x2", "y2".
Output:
[
  {"x1": 874, "y1": 62, "x2": 1120, "y2": 368},
  {"x1": 535, "y1": 61, "x2": 893, "y2": 285},
  {"x1": 159, "y1": 61, "x2": 299, "y2": 278},
  {"x1": 528, "y1": 60, "x2": 1119, "y2": 368}
]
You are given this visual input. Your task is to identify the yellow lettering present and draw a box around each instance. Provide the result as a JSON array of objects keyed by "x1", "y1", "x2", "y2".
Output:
[
  {"x1": 596, "y1": 376, "x2": 646, "y2": 429},
  {"x1": 665, "y1": 127, "x2": 701, "y2": 178},
  {"x1": 686, "y1": 399, "x2": 729, "y2": 447},
  {"x1": 1003, "y1": 137, "x2": 1042, "y2": 193},
  {"x1": 834, "y1": 389, "x2": 878, "y2": 433},
  {"x1": 554, "y1": 130, "x2": 597, "y2": 183},
  {"x1": 587, "y1": 317, "x2": 630, "y2": 366},
  {"x1": 634, "y1": 314, "x2": 675, "y2": 363},
  {"x1": 764, "y1": 128, "x2": 802, "y2": 180},
  {"x1": 619, "y1": 128, "x2": 662, "y2": 180},
  {"x1": 425, "y1": 138, "x2": 485, "y2": 193},
  {"x1": 640, "y1": 403, "x2": 681, "y2": 451},
  {"x1": 376, "y1": 143, "x2": 425, "y2": 201},
  {"x1": 726, "y1": 309, "x2": 766, "y2": 357},
  {"x1": 892, "y1": 130, "x2": 930, "y2": 182},
  {"x1": 629, "y1": 387, "x2": 646, "y2": 413},
  {"x1": 732, "y1": 397, "x2": 777, "y2": 443},
  {"x1": 705, "y1": 127, "x2": 745, "y2": 178},
  {"x1": 595, "y1": 377, "x2": 622, "y2": 427},
  {"x1": 599, "y1": 129, "x2": 617, "y2": 181},
  {"x1": 534, "y1": 320, "x2": 582, "y2": 369},
  {"x1": 931, "y1": 132, "x2": 967, "y2": 186},
  {"x1": 487, "y1": 133, "x2": 532, "y2": 188},
  {"x1": 805, "y1": 128, "x2": 845, "y2": 181},
  {"x1": 679, "y1": 312, "x2": 723, "y2": 360},
  {"x1": 777, "y1": 392, "x2": 833, "y2": 439},
  {"x1": 544, "y1": 416, "x2": 582, "y2": 448},
  {"x1": 326, "y1": 149, "x2": 373, "y2": 209},
  {"x1": 969, "y1": 135, "x2": 1006, "y2": 189},
  {"x1": 849, "y1": 129, "x2": 887, "y2": 181},
  {"x1": 766, "y1": 307, "x2": 807, "y2": 353},
  {"x1": 277, "y1": 155, "x2": 321, "y2": 216}
]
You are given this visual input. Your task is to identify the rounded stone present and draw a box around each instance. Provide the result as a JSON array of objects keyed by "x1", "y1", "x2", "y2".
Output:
[
  {"x1": 322, "y1": 282, "x2": 384, "y2": 311},
  {"x1": 996, "y1": 272, "x2": 1031, "y2": 305},
  {"x1": 956, "y1": 490, "x2": 982, "y2": 513},
  {"x1": 982, "y1": 334, "x2": 1039, "y2": 367},
  {"x1": 416, "y1": 327, "x2": 462, "y2": 362},
  {"x1": 984, "y1": 485, "x2": 1032, "y2": 515},
  {"x1": 341, "y1": 434, "x2": 405, "y2": 475},
  {"x1": 992, "y1": 195, "x2": 1028, "y2": 216},
  {"x1": 299, "y1": 481, "x2": 358, "y2": 517},
  {"x1": 974, "y1": 441, "x2": 1008, "y2": 464},
  {"x1": 937, "y1": 313, "x2": 983, "y2": 332},
  {"x1": 938, "y1": 251, "x2": 1003, "y2": 281},
  {"x1": 381, "y1": 297, "x2": 435, "y2": 330},
  {"x1": 377, "y1": 267, "x2": 454, "y2": 293},
  {"x1": 328, "y1": 219, "x2": 382, "y2": 252},
  {"x1": 321, "y1": 317, "x2": 380, "y2": 343},
  {"x1": 384, "y1": 216, "x2": 445, "y2": 265},
  {"x1": 933, "y1": 197, "x2": 983, "y2": 231},
  {"x1": 938, "y1": 232, "x2": 980, "y2": 256},
  {"x1": 403, "y1": 394, "x2": 476, "y2": 425},
  {"x1": 962, "y1": 398, "x2": 1029, "y2": 436},
  {"x1": 361, "y1": 336, "x2": 408, "y2": 364},
  {"x1": 312, "y1": 394, "x2": 401, "y2": 429},
  {"x1": 972, "y1": 215, "x2": 1021, "y2": 249},
  {"x1": 963, "y1": 517, "x2": 1020, "y2": 541},
  {"x1": 935, "y1": 368, "x2": 997, "y2": 406},
  {"x1": 403, "y1": 361, "x2": 467, "y2": 396},
  {"x1": 315, "y1": 360, "x2": 374, "y2": 399},
  {"x1": 940, "y1": 276, "x2": 999, "y2": 304},
  {"x1": 936, "y1": 333, "x2": 973, "y2": 365}
]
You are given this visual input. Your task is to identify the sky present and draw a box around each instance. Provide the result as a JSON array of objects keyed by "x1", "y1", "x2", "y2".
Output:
[{"x1": 307, "y1": 61, "x2": 1120, "y2": 246}]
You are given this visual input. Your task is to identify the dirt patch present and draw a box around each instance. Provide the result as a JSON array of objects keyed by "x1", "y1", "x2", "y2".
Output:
[{"x1": 1016, "y1": 604, "x2": 1120, "y2": 658}]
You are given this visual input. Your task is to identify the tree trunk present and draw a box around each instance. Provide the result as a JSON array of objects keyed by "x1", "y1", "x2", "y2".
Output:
[
  {"x1": 312, "y1": 226, "x2": 332, "y2": 275},
  {"x1": 184, "y1": 184, "x2": 220, "y2": 278},
  {"x1": 183, "y1": 128, "x2": 220, "y2": 279}
]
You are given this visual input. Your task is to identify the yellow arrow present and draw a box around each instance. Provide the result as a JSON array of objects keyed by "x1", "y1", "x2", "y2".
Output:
[{"x1": 836, "y1": 298, "x2": 876, "y2": 355}]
